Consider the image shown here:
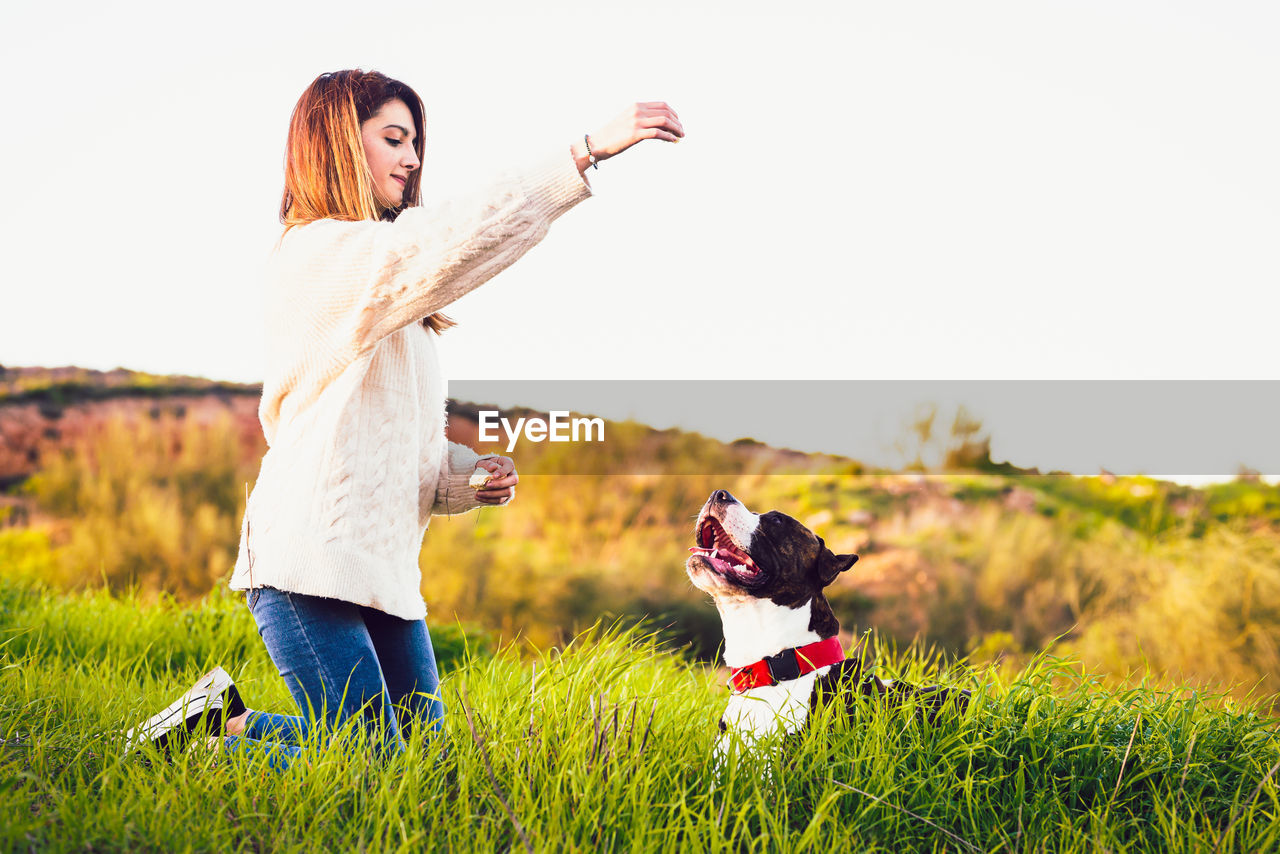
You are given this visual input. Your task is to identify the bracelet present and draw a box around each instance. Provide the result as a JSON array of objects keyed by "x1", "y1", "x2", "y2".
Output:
[{"x1": 583, "y1": 134, "x2": 599, "y2": 170}]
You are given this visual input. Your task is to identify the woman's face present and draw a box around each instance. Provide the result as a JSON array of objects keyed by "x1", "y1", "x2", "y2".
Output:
[{"x1": 360, "y1": 98, "x2": 420, "y2": 212}]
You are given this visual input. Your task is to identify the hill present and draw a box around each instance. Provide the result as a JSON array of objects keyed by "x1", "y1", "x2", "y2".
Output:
[{"x1": 2, "y1": 365, "x2": 1280, "y2": 707}]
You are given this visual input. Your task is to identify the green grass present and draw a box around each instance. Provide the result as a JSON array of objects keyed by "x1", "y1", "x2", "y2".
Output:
[{"x1": 2, "y1": 576, "x2": 1277, "y2": 852}]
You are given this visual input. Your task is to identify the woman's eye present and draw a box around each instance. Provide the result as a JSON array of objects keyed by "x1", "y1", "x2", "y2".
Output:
[{"x1": 385, "y1": 138, "x2": 401, "y2": 147}]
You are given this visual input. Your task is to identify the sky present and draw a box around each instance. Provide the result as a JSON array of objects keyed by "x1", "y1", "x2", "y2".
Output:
[{"x1": 2, "y1": 1, "x2": 1276, "y2": 475}]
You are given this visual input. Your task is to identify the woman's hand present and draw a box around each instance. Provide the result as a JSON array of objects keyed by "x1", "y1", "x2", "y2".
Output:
[
  {"x1": 473, "y1": 456, "x2": 518, "y2": 506},
  {"x1": 573, "y1": 102, "x2": 684, "y2": 174}
]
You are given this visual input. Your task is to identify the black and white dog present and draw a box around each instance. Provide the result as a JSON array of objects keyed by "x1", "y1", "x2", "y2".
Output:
[{"x1": 686, "y1": 490, "x2": 966, "y2": 752}]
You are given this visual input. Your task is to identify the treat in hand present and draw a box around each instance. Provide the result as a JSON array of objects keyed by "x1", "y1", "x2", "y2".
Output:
[{"x1": 469, "y1": 468, "x2": 495, "y2": 490}]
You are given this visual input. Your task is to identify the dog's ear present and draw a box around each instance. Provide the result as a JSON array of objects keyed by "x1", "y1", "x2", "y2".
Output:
[{"x1": 815, "y1": 539, "x2": 858, "y2": 587}]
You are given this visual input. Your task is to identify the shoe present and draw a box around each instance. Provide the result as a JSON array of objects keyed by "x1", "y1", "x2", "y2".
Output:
[{"x1": 123, "y1": 666, "x2": 248, "y2": 756}]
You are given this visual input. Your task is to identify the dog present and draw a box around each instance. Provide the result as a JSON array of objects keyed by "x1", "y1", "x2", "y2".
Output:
[{"x1": 685, "y1": 489, "x2": 967, "y2": 753}]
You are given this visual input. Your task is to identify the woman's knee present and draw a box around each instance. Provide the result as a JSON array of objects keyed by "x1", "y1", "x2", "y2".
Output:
[{"x1": 250, "y1": 590, "x2": 383, "y2": 720}]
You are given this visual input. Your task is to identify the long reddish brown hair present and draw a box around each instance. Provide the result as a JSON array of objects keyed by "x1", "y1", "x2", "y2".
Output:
[{"x1": 279, "y1": 69, "x2": 452, "y2": 333}]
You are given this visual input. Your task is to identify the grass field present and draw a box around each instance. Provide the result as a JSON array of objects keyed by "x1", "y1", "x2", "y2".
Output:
[{"x1": 2, "y1": 575, "x2": 1278, "y2": 853}]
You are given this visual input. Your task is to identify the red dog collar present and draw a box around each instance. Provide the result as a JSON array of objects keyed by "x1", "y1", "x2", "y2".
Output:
[{"x1": 729, "y1": 636, "x2": 846, "y2": 693}]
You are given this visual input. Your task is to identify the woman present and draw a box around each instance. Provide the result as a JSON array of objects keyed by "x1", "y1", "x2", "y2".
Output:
[{"x1": 123, "y1": 69, "x2": 683, "y2": 771}]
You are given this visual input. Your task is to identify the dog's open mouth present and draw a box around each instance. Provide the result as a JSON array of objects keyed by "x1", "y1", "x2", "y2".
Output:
[{"x1": 689, "y1": 516, "x2": 762, "y2": 583}]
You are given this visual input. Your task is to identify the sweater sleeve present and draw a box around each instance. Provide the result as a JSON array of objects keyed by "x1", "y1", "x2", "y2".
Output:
[
  {"x1": 276, "y1": 149, "x2": 591, "y2": 362},
  {"x1": 429, "y1": 441, "x2": 491, "y2": 517}
]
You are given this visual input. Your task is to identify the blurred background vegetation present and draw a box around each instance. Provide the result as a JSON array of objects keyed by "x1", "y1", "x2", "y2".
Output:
[{"x1": 1, "y1": 370, "x2": 1278, "y2": 709}]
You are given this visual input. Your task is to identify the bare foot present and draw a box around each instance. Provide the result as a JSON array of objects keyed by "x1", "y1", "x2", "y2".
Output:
[{"x1": 225, "y1": 709, "x2": 252, "y2": 736}]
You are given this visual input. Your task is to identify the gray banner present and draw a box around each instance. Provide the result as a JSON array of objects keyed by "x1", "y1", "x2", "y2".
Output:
[{"x1": 446, "y1": 380, "x2": 1280, "y2": 477}]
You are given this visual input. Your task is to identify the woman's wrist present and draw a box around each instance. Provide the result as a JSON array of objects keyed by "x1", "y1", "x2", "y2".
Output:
[{"x1": 570, "y1": 138, "x2": 593, "y2": 176}]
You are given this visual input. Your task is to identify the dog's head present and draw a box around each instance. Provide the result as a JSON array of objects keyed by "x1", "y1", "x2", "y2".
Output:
[{"x1": 685, "y1": 490, "x2": 858, "y2": 611}]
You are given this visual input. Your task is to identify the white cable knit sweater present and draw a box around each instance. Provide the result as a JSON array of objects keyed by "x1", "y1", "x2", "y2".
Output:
[{"x1": 228, "y1": 149, "x2": 592, "y2": 619}]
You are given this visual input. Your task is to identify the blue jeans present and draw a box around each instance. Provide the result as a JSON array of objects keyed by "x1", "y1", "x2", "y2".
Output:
[{"x1": 225, "y1": 586, "x2": 445, "y2": 772}]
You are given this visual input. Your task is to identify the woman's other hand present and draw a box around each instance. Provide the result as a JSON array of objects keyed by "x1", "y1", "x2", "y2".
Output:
[
  {"x1": 572, "y1": 102, "x2": 684, "y2": 174},
  {"x1": 474, "y1": 456, "x2": 518, "y2": 506}
]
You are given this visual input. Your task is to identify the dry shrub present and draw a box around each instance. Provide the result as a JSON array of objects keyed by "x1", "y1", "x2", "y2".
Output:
[{"x1": 21, "y1": 411, "x2": 257, "y2": 596}]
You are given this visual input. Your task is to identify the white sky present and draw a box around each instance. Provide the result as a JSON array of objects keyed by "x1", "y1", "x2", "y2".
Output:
[{"x1": 2, "y1": 1, "x2": 1277, "y2": 473}]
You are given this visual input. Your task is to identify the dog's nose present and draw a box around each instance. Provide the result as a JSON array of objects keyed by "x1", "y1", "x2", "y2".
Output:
[{"x1": 713, "y1": 490, "x2": 734, "y2": 504}]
